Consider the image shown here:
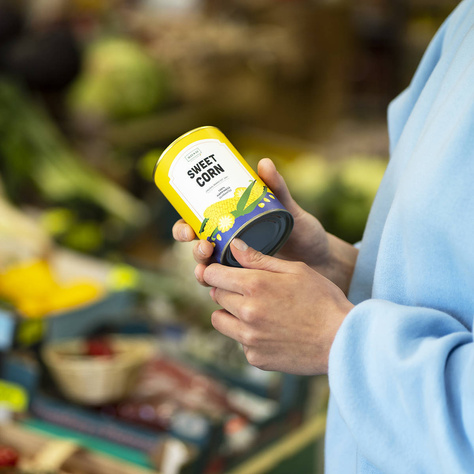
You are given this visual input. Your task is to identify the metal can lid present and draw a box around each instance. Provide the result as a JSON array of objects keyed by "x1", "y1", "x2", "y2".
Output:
[{"x1": 221, "y1": 210, "x2": 294, "y2": 267}]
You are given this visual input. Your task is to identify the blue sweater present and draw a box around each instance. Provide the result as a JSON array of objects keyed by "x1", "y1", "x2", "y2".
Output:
[{"x1": 326, "y1": 1, "x2": 474, "y2": 472}]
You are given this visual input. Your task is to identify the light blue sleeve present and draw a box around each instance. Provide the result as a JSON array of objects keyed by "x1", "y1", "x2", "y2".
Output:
[
  {"x1": 326, "y1": 1, "x2": 474, "y2": 472},
  {"x1": 329, "y1": 301, "x2": 474, "y2": 472}
]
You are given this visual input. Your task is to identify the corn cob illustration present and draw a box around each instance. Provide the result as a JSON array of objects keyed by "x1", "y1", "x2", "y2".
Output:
[
  {"x1": 199, "y1": 180, "x2": 268, "y2": 241},
  {"x1": 203, "y1": 195, "x2": 239, "y2": 219},
  {"x1": 199, "y1": 195, "x2": 239, "y2": 239},
  {"x1": 217, "y1": 214, "x2": 235, "y2": 232},
  {"x1": 234, "y1": 181, "x2": 265, "y2": 201}
]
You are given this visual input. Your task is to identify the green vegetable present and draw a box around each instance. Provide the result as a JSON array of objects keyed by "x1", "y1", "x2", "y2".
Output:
[
  {"x1": 319, "y1": 155, "x2": 387, "y2": 243},
  {"x1": 0, "y1": 78, "x2": 148, "y2": 226},
  {"x1": 68, "y1": 38, "x2": 169, "y2": 120}
]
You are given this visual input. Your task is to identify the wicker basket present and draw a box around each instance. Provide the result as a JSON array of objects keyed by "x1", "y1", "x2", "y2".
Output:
[{"x1": 42, "y1": 336, "x2": 157, "y2": 406}]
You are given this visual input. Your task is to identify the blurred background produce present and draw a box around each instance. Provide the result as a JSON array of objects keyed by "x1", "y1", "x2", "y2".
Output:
[{"x1": 0, "y1": 0, "x2": 459, "y2": 472}]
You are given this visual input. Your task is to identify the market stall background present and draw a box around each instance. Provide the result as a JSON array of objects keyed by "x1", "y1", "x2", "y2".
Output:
[{"x1": 0, "y1": 0, "x2": 457, "y2": 472}]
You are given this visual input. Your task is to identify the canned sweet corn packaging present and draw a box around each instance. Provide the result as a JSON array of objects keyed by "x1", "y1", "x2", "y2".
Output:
[{"x1": 153, "y1": 126, "x2": 294, "y2": 266}]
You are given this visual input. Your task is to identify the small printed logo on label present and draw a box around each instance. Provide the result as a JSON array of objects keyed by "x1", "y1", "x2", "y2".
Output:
[{"x1": 185, "y1": 148, "x2": 202, "y2": 162}]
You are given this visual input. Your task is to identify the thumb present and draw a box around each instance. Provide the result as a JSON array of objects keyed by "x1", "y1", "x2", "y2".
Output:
[
  {"x1": 258, "y1": 158, "x2": 301, "y2": 217},
  {"x1": 230, "y1": 238, "x2": 294, "y2": 273}
]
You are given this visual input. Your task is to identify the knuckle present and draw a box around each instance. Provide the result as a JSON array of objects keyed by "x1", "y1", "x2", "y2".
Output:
[
  {"x1": 239, "y1": 302, "x2": 259, "y2": 323},
  {"x1": 241, "y1": 328, "x2": 259, "y2": 347},
  {"x1": 213, "y1": 287, "x2": 224, "y2": 304},
  {"x1": 245, "y1": 350, "x2": 258, "y2": 366},
  {"x1": 251, "y1": 250, "x2": 266, "y2": 266},
  {"x1": 202, "y1": 264, "x2": 218, "y2": 285},
  {"x1": 245, "y1": 350, "x2": 267, "y2": 370},
  {"x1": 210, "y1": 310, "x2": 222, "y2": 329},
  {"x1": 243, "y1": 274, "x2": 264, "y2": 297}
]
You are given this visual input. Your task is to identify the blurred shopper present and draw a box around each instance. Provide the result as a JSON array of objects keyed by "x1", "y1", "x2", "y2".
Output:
[{"x1": 173, "y1": 0, "x2": 474, "y2": 471}]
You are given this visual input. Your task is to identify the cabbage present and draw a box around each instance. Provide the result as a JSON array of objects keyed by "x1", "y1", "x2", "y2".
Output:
[{"x1": 68, "y1": 38, "x2": 169, "y2": 120}]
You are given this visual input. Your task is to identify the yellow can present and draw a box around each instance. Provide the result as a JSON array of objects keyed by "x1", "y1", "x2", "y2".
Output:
[{"x1": 153, "y1": 126, "x2": 293, "y2": 266}]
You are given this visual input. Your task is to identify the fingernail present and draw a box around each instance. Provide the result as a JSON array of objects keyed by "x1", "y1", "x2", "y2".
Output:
[
  {"x1": 197, "y1": 242, "x2": 206, "y2": 256},
  {"x1": 180, "y1": 227, "x2": 190, "y2": 241},
  {"x1": 232, "y1": 238, "x2": 248, "y2": 251}
]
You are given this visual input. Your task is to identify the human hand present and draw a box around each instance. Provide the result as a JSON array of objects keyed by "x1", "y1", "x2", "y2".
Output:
[
  {"x1": 172, "y1": 157, "x2": 325, "y2": 264},
  {"x1": 199, "y1": 238, "x2": 354, "y2": 375},
  {"x1": 173, "y1": 158, "x2": 357, "y2": 293}
]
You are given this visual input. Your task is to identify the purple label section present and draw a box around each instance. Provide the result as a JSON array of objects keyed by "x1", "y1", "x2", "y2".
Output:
[{"x1": 209, "y1": 190, "x2": 287, "y2": 264}]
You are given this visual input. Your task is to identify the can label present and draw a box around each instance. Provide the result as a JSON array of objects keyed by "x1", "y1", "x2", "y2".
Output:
[
  {"x1": 169, "y1": 138, "x2": 275, "y2": 242},
  {"x1": 154, "y1": 127, "x2": 293, "y2": 265}
]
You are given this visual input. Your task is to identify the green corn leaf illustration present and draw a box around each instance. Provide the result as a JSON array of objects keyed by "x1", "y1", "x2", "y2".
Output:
[
  {"x1": 235, "y1": 181, "x2": 256, "y2": 215},
  {"x1": 210, "y1": 226, "x2": 220, "y2": 240},
  {"x1": 242, "y1": 186, "x2": 268, "y2": 214},
  {"x1": 199, "y1": 218, "x2": 209, "y2": 234}
]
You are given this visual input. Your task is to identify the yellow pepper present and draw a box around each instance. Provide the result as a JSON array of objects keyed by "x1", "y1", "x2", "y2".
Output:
[{"x1": 0, "y1": 260, "x2": 104, "y2": 318}]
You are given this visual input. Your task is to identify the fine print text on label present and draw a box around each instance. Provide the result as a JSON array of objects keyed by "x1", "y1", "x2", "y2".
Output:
[{"x1": 169, "y1": 139, "x2": 253, "y2": 221}]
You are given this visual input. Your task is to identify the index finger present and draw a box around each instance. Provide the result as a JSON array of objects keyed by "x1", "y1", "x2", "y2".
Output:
[{"x1": 203, "y1": 264, "x2": 259, "y2": 296}]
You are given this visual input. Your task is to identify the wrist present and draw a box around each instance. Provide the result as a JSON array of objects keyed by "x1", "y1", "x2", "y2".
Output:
[
  {"x1": 314, "y1": 283, "x2": 355, "y2": 374},
  {"x1": 316, "y1": 233, "x2": 358, "y2": 295}
]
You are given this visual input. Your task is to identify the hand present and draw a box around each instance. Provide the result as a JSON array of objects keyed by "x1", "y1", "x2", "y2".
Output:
[
  {"x1": 200, "y1": 238, "x2": 354, "y2": 375},
  {"x1": 172, "y1": 158, "x2": 322, "y2": 264},
  {"x1": 173, "y1": 158, "x2": 358, "y2": 293}
]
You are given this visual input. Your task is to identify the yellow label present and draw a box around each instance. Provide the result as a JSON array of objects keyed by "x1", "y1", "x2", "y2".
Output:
[
  {"x1": 0, "y1": 380, "x2": 28, "y2": 412},
  {"x1": 154, "y1": 126, "x2": 265, "y2": 237}
]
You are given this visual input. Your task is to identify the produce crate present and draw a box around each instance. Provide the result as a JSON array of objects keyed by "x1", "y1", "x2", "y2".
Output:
[
  {"x1": 0, "y1": 421, "x2": 156, "y2": 474},
  {"x1": 0, "y1": 290, "x2": 136, "y2": 349},
  {"x1": 29, "y1": 352, "x2": 309, "y2": 474},
  {"x1": 28, "y1": 393, "x2": 211, "y2": 474},
  {"x1": 226, "y1": 413, "x2": 326, "y2": 474},
  {"x1": 0, "y1": 249, "x2": 139, "y2": 348}
]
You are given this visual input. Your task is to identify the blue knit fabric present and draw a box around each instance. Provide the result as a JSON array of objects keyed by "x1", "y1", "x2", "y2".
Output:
[{"x1": 326, "y1": 1, "x2": 474, "y2": 472}]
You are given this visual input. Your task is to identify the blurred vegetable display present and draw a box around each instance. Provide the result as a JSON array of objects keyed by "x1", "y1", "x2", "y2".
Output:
[
  {"x1": 2, "y1": 25, "x2": 81, "y2": 93},
  {"x1": 0, "y1": 445, "x2": 18, "y2": 467},
  {"x1": 0, "y1": 259, "x2": 104, "y2": 318},
  {"x1": 321, "y1": 156, "x2": 387, "y2": 243},
  {"x1": 0, "y1": 79, "x2": 149, "y2": 229},
  {"x1": 68, "y1": 37, "x2": 170, "y2": 121},
  {"x1": 281, "y1": 153, "x2": 387, "y2": 244},
  {"x1": 0, "y1": 1, "x2": 444, "y2": 472},
  {"x1": 0, "y1": 177, "x2": 52, "y2": 268},
  {"x1": 0, "y1": 0, "x2": 81, "y2": 93}
]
